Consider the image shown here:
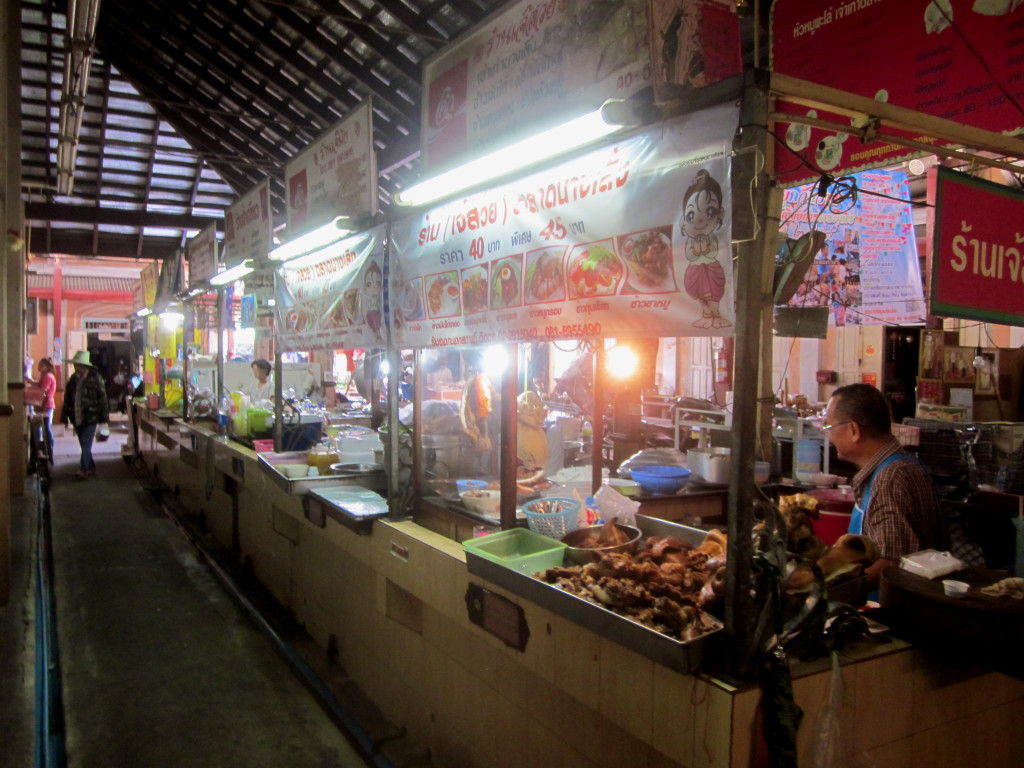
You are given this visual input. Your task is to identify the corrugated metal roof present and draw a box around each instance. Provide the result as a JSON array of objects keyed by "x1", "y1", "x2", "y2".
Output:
[
  {"x1": 20, "y1": 0, "x2": 511, "y2": 260},
  {"x1": 27, "y1": 273, "x2": 136, "y2": 294}
]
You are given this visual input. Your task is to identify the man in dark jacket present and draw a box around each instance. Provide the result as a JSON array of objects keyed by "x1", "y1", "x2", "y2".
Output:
[{"x1": 61, "y1": 350, "x2": 110, "y2": 479}]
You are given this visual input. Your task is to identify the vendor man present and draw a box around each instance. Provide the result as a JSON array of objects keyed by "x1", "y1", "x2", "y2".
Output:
[
  {"x1": 822, "y1": 383, "x2": 942, "y2": 587},
  {"x1": 242, "y1": 358, "x2": 274, "y2": 403}
]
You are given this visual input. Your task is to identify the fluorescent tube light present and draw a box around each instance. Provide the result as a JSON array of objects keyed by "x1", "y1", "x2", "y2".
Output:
[
  {"x1": 159, "y1": 310, "x2": 184, "y2": 328},
  {"x1": 280, "y1": 238, "x2": 351, "y2": 270},
  {"x1": 394, "y1": 103, "x2": 625, "y2": 207},
  {"x1": 268, "y1": 217, "x2": 353, "y2": 262},
  {"x1": 210, "y1": 259, "x2": 254, "y2": 286},
  {"x1": 135, "y1": 307, "x2": 152, "y2": 317}
]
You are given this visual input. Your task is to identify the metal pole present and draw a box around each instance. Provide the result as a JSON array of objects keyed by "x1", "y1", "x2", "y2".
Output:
[{"x1": 499, "y1": 345, "x2": 518, "y2": 530}]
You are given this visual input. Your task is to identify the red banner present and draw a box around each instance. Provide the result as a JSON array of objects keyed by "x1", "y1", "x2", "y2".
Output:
[
  {"x1": 931, "y1": 167, "x2": 1024, "y2": 324},
  {"x1": 771, "y1": 0, "x2": 1024, "y2": 186}
]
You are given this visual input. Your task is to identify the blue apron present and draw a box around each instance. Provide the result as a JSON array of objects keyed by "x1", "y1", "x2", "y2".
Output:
[
  {"x1": 849, "y1": 453, "x2": 915, "y2": 604},
  {"x1": 849, "y1": 453, "x2": 909, "y2": 535}
]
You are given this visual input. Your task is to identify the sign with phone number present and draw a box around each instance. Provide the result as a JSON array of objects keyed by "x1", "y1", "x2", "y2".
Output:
[{"x1": 389, "y1": 103, "x2": 740, "y2": 349}]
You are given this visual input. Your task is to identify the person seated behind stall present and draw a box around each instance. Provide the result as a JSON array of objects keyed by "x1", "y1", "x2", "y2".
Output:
[
  {"x1": 822, "y1": 383, "x2": 942, "y2": 588},
  {"x1": 241, "y1": 358, "x2": 274, "y2": 403}
]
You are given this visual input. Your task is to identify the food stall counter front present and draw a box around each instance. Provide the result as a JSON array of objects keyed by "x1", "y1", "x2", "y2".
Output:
[{"x1": 136, "y1": 406, "x2": 1024, "y2": 768}]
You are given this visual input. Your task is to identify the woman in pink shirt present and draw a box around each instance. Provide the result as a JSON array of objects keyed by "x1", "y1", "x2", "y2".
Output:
[{"x1": 28, "y1": 357, "x2": 57, "y2": 462}]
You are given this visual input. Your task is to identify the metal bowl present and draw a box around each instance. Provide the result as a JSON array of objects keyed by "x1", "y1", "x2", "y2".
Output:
[
  {"x1": 329, "y1": 462, "x2": 384, "y2": 476},
  {"x1": 559, "y1": 523, "x2": 642, "y2": 565}
]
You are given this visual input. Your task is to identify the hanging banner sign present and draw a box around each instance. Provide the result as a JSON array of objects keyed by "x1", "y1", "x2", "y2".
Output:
[
  {"x1": 131, "y1": 278, "x2": 145, "y2": 314},
  {"x1": 274, "y1": 225, "x2": 386, "y2": 352},
  {"x1": 285, "y1": 101, "x2": 377, "y2": 237},
  {"x1": 155, "y1": 252, "x2": 184, "y2": 309},
  {"x1": 186, "y1": 220, "x2": 218, "y2": 285},
  {"x1": 140, "y1": 261, "x2": 159, "y2": 309},
  {"x1": 224, "y1": 179, "x2": 273, "y2": 268},
  {"x1": 770, "y1": 0, "x2": 1024, "y2": 187},
  {"x1": 648, "y1": 0, "x2": 743, "y2": 104},
  {"x1": 781, "y1": 169, "x2": 926, "y2": 327},
  {"x1": 421, "y1": 0, "x2": 651, "y2": 172},
  {"x1": 391, "y1": 104, "x2": 738, "y2": 349},
  {"x1": 932, "y1": 167, "x2": 1024, "y2": 324}
]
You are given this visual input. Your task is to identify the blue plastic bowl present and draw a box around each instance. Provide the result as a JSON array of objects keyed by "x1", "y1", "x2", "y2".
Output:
[
  {"x1": 629, "y1": 465, "x2": 692, "y2": 495},
  {"x1": 456, "y1": 478, "x2": 489, "y2": 494}
]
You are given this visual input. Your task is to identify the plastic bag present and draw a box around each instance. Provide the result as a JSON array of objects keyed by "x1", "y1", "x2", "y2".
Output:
[
  {"x1": 808, "y1": 652, "x2": 875, "y2": 768},
  {"x1": 593, "y1": 485, "x2": 640, "y2": 527}
]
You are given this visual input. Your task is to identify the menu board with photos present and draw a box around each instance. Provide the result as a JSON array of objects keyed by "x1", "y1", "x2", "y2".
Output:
[{"x1": 391, "y1": 104, "x2": 739, "y2": 349}]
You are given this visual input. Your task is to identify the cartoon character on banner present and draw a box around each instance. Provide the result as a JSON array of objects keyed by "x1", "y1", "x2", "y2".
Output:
[
  {"x1": 679, "y1": 169, "x2": 730, "y2": 329},
  {"x1": 364, "y1": 260, "x2": 384, "y2": 343}
]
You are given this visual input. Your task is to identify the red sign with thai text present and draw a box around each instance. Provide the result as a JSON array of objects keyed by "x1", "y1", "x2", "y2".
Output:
[
  {"x1": 931, "y1": 167, "x2": 1024, "y2": 324},
  {"x1": 771, "y1": 0, "x2": 1024, "y2": 186}
]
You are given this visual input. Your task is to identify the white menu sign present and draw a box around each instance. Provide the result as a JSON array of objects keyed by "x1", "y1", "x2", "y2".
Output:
[
  {"x1": 224, "y1": 179, "x2": 273, "y2": 268},
  {"x1": 421, "y1": 0, "x2": 651, "y2": 172},
  {"x1": 391, "y1": 103, "x2": 738, "y2": 348},
  {"x1": 285, "y1": 101, "x2": 377, "y2": 237},
  {"x1": 186, "y1": 221, "x2": 218, "y2": 285}
]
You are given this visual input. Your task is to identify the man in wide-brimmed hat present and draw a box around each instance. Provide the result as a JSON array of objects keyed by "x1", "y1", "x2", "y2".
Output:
[{"x1": 60, "y1": 350, "x2": 110, "y2": 479}]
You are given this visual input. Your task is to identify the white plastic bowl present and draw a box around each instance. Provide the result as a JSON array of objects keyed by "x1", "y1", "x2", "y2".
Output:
[
  {"x1": 460, "y1": 489, "x2": 501, "y2": 515},
  {"x1": 942, "y1": 579, "x2": 969, "y2": 598},
  {"x1": 810, "y1": 472, "x2": 843, "y2": 488}
]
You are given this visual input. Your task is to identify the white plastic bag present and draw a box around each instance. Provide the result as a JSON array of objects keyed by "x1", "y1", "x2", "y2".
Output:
[{"x1": 593, "y1": 485, "x2": 640, "y2": 527}]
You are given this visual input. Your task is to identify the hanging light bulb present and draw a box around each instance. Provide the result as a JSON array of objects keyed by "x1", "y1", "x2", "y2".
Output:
[{"x1": 973, "y1": 347, "x2": 986, "y2": 369}]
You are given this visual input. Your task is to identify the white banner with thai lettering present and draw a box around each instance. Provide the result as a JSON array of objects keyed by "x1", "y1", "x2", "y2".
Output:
[
  {"x1": 224, "y1": 179, "x2": 273, "y2": 268},
  {"x1": 390, "y1": 103, "x2": 738, "y2": 349},
  {"x1": 274, "y1": 225, "x2": 386, "y2": 353},
  {"x1": 421, "y1": 0, "x2": 650, "y2": 172},
  {"x1": 285, "y1": 101, "x2": 377, "y2": 237},
  {"x1": 186, "y1": 220, "x2": 218, "y2": 284}
]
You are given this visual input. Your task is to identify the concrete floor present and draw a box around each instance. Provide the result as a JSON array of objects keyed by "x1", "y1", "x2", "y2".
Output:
[{"x1": 0, "y1": 422, "x2": 409, "y2": 768}]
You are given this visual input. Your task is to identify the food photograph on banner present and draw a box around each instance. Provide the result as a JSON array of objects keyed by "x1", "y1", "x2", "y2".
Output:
[
  {"x1": 274, "y1": 225, "x2": 387, "y2": 353},
  {"x1": 390, "y1": 102, "x2": 740, "y2": 349}
]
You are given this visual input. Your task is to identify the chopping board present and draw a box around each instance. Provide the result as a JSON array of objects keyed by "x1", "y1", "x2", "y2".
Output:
[{"x1": 880, "y1": 566, "x2": 1024, "y2": 678}]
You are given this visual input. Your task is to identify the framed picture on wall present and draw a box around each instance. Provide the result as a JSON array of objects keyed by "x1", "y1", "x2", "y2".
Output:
[
  {"x1": 920, "y1": 329, "x2": 943, "y2": 379},
  {"x1": 943, "y1": 347, "x2": 974, "y2": 383}
]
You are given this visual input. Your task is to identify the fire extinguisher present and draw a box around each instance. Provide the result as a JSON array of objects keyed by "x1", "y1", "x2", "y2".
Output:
[{"x1": 714, "y1": 339, "x2": 732, "y2": 387}]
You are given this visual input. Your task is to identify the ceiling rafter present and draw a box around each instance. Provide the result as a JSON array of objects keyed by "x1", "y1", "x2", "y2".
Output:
[{"x1": 20, "y1": 0, "x2": 508, "y2": 258}]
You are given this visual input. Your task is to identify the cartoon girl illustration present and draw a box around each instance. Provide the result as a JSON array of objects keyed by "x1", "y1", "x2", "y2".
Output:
[
  {"x1": 680, "y1": 169, "x2": 730, "y2": 329},
  {"x1": 364, "y1": 260, "x2": 384, "y2": 342}
]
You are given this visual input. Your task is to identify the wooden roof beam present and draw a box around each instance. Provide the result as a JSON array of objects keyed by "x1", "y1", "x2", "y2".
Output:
[{"x1": 770, "y1": 73, "x2": 1024, "y2": 162}]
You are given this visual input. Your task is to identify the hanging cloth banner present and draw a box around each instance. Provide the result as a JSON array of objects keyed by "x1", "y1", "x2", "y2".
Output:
[
  {"x1": 780, "y1": 169, "x2": 926, "y2": 327},
  {"x1": 274, "y1": 224, "x2": 387, "y2": 353},
  {"x1": 390, "y1": 103, "x2": 738, "y2": 349}
]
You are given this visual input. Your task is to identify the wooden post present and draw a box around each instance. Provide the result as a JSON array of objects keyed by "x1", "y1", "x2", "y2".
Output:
[{"x1": 724, "y1": 68, "x2": 773, "y2": 680}]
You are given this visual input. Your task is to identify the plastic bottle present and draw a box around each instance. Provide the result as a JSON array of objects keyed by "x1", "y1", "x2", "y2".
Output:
[{"x1": 218, "y1": 396, "x2": 230, "y2": 437}]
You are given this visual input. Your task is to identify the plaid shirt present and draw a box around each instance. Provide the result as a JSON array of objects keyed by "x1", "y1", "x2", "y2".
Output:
[{"x1": 852, "y1": 436, "x2": 942, "y2": 561}]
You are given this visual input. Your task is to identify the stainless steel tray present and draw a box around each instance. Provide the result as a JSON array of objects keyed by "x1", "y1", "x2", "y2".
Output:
[
  {"x1": 257, "y1": 451, "x2": 362, "y2": 495},
  {"x1": 465, "y1": 515, "x2": 722, "y2": 674}
]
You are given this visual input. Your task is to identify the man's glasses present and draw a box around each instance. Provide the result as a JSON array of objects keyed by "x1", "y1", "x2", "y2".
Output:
[{"x1": 821, "y1": 420, "x2": 852, "y2": 433}]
